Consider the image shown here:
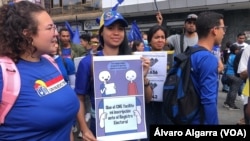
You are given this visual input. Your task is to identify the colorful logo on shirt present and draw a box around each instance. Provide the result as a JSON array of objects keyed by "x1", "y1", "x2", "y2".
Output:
[{"x1": 34, "y1": 75, "x2": 67, "y2": 97}]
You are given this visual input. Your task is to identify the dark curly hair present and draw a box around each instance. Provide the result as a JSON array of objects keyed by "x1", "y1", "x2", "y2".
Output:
[{"x1": 0, "y1": 1, "x2": 45, "y2": 62}]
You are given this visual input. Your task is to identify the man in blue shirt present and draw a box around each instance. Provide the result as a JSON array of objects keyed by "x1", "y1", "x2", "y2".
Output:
[{"x1": 190, "y1": 11, "x2": 225, "y2": 124}]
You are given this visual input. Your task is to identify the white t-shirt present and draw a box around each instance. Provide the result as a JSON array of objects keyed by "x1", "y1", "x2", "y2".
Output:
[
  {"x1": 234, "y1": 42, "x2": 249, "y2": 50},
  {"x1": 238, "y1": 45, "x2": 250, "y2": 73},
  {"x1": 237, "y1": 45, "x2": 250, "y2": 105}
]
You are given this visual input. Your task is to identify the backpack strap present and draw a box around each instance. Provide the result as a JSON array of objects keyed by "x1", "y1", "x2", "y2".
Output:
[
  {"x1": 180, "y1": 34, "x2": 184, "y2": 53},
  {"x1": 188, "y1": 46, "x2": 207, "y2": 124},
  {"x1": 0, "y1": 55, "x2": 61, "y2": 124},
  {"x1": 175, "y1": 46, "x2": 207, "y2": 63},
  {"x1": 0, "y1": 56, "x2": 20, "y2": 124},
  {"x1": 42, "y1": 54, "x2": 61, "y2": 73}
]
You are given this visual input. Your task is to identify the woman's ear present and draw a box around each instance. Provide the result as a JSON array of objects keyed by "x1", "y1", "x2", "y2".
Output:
[{"x1": 22, "y1": 29, "x2": 28, "y2": 36}]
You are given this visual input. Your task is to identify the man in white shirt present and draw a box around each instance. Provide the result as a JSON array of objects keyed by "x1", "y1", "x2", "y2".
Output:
[{"x1": 234, "y1": 32, "x2": 249, "y2": 50}]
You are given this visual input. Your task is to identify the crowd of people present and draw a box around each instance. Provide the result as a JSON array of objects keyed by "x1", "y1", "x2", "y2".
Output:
[{"x1": 0, "y1": 1, "x2": 250, "y2": 141}]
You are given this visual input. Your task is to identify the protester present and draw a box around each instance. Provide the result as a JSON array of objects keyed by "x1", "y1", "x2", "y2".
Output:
[
  {"x1": 87, "y1": 34, "x2": 101, "y2": 55},
  {"x1": 0, "y1": 1, "x2": 79, "y2": 140},
  {"x1": 233, "y1": 32, "x2": 249, "y2": 50},
  {"x1": 80, "y1": 33, "x2": 91, "y2": 53},
  {"x1": 132, "y1": 40, "x2": 144, "y2": 52},
  {"x1": 50, "y1": 39, "x2": 76, "y2": 89},
  {"x1": 223, "y1": 44, "x2": 242, "y2": 110},
  {"x1": 165, "y1": 13, "x2": 198, "y2": 54},
  {"x1": 80, "y1": 34, "x2": 101, "y2": 137},
  {"x1": 59, "y1": 27, "x2": 86, "y2": 59},
  {"x1": 158, "y1": 11, "x2": 224, "y2": 73},
  {"x1": 189, "y1": 11, "x2": 225, "y2": 124},
  {"x1": 222, "y1": 41, "x2": 232, "y2": 92},
  {"x1": 232, "y1": 32, "x2": 249, "y2": 125},
  {"x1": 141, "y1": 24, "x2": 169, "y2": 141},
  {"x1": 50, "y1": 38, "x2": 77, "y2": 141},
  {"x1": 75, "y1": 10, "x2": 152, "y2": 141},
  {"x1": 142, "y1": 32, "x2": 151, "y2": 51}
]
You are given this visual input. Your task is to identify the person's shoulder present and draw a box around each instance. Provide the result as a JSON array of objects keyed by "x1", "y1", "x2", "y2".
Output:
[
  {"x1": 242, "y1": 45, "x2": 250, "y2": 52},
  {"x1": 71, "y1": 43, "x2": 84, "y2": 49},
  {"x1": 71, "y1": 43, "x2": 81, "y2": 47},
  {"x1": 232, "y1": 42, "x2": 238, "y2": 45},
  {"x1": 244, "y1": 44, "x2": 250, "y2": 48},
  {"x1": 95, "y1": 50, "x2": 104, "y2": 56},
  {"x1": 243, "y1": 42, "x2": 249, "y2": 46},
  {"x1": 71, "y1": 43, "x2": 84, "y2": 50},
  {"x1": 80, "y1": 54, "x2": 91, "y2": 63},
  {"x1": 191, "y1": 47, "x2": 214, "y2": 59},
  {"x1": 167, "y1": 34, "x2": 180, "y2": 39}
]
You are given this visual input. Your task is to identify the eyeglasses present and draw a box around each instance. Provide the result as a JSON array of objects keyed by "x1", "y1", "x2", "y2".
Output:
[
  {"x1": 90, "y1": 41, "x2": 99, "y2": 46},
  {"x1": 216, "y1": 26, "x2": 227, "y2": 32},
  {"x1": 44, "y1": 24, "x2": 57, "y2": 32}
]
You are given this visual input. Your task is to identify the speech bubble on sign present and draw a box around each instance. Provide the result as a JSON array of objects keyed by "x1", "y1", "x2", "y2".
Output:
[{"x1": 107, "y1": 61, "x2": 130, "y2": 72}]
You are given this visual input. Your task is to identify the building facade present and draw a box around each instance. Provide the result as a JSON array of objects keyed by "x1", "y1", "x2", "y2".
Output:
[
  {"x1": 50, "y1": 0, "x2": 250, "y2": 46},
  {"x1": 1, "y1": 0, "x2": 250, "y2": 46},
  {"x1": 103, "y1": 0, "x2": 250, "y2": 46}
]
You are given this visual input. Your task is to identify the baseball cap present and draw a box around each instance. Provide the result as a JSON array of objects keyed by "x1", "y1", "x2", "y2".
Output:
[
  {"x1": 99, "y1": 10, "x2": 128, "y2": 28},
  {"x1": 185, "y1": 14, "x2": 198, "y2": 22}
]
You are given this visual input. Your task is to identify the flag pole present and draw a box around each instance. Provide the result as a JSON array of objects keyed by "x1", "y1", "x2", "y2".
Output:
[
  {"x1": 75, "y1": 15, "x2": 78, "y2": 30},
  {"x1": 154, "y1": 0, "x2": 159, "y2": 11}
]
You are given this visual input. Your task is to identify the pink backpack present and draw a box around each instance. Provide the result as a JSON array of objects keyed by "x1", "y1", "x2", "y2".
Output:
[{"x1": 0, "y1": 54, "x2": 59, "y2": 124}]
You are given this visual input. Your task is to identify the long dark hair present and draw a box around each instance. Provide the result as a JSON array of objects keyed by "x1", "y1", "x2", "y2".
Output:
[{"x1": 0, "y1": 1, "x2": 45, "y2": 62}]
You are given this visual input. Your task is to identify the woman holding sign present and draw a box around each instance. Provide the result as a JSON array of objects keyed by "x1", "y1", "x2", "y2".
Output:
[
  {"x1": 141, "y1": 24, "x2": 170, "y2": 141},
  {"x1": 75, "y1": 10, "x2": 152, "y2": 141}
]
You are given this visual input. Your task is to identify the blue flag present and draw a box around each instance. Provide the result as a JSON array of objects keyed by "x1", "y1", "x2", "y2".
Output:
[
  {"x1": 128, "y1": 20, "x2": 142, "y2": 42},
  {"x1": 64, "y1": 21, "x2": 74, "y2": 40},
  {"x1": 72, "y1": 27, "x2": 81, "y2": 45},
  {"x1": 111, "y1": 0, "x2": 124, "y2": 11}
]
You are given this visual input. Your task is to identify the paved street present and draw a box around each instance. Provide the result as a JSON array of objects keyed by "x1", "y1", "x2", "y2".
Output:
[
  {"x1": 74, "y1": 81, "x2": 245, "y2": 140},
  {"x1": 217, "y1": 84, "x2": 244, "y2": 125}
]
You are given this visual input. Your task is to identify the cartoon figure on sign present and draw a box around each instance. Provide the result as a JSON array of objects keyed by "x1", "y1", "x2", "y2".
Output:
[
  {"x1": 126, "y1": 70, "x2": 138, "y2": 95},
  {"x1": 99, "y1": 70, "x2": 116, "y2": 97}
]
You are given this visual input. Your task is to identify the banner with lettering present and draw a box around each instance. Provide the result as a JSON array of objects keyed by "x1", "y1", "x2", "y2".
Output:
[{"x1": 93, "y1": 55, "x2": 147, "y2": 141}]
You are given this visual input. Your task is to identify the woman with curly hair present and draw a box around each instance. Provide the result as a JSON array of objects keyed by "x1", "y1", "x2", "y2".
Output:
[{"x1": 0, "y1": 1, "x2": 79, "y2": 140}]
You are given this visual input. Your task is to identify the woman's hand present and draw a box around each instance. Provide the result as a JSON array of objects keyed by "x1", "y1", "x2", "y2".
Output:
[
  {"x1": 141, "y1": 57, "x2": 150, "y2": 77},
  {"x1": 81, "y1": 128, "x2": 97, "y2": 141},
  {"x1": 156, "y1": 11, "x2": 163, "y2": 26}
]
